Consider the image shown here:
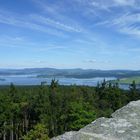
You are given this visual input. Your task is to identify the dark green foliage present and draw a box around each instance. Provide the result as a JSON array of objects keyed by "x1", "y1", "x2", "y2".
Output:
[
  {"x1": 23, "y1": 123, "x2": 49, "y2": 140},
  {"x1": 66, "y1": 102, "x2": 96, "y2": 130},
  {"x1": 0, "y1": 80, "x2": 140, "y2": 139}
]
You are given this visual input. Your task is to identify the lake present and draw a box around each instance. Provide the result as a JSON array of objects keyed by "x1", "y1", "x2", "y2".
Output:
[
  {"x1": 0, "y1": 75, "x2": 131, "y2": 89},
  {"x1": 0, "y1": 75, "x2": 115, "y2": 85}
]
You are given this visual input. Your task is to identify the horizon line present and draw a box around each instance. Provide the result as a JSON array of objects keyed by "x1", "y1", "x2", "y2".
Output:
[{"x1": 0, "y1": 67, "x2": 139, "y2": 71}]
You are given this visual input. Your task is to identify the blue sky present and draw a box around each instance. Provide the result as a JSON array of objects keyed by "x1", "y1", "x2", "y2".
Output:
[{"x1": 0, "y1": 0, "x2": 140, "y2": 69}]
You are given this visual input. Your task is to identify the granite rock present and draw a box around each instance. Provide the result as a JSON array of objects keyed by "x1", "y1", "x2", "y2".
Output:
[{"x1": 52, "y1": 100, "x2": 140, "y2": 140}]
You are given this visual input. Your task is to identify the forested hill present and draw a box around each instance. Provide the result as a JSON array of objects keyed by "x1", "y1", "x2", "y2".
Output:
[{"x1": 0, "y1": 68, "x2": 140, "y2": 78}]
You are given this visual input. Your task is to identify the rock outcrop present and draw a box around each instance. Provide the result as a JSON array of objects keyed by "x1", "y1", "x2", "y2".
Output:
[{"x1": 52, "y1": 100, "x2": 140, "y2": 140}]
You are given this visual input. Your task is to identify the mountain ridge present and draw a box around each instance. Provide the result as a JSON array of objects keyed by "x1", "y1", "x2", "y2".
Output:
[{"x1": 0, "y1": 68, "x2": 140, "y2": 79}]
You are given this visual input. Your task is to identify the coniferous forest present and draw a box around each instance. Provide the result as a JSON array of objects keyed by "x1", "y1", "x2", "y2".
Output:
[{"x1": 0, "y1": 80, "x2": 140, "y2": 140}]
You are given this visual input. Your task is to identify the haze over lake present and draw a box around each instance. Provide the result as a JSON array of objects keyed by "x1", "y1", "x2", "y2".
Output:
[
  {"x1": 0, "y1": 75, "x2": 132, "y2": 90},
  {"x1": 1, "y1": 68, "x2": 140, "y2": 90},
  {"x1": 0, "y1": 75, "x2": 115, "y2": 86}
]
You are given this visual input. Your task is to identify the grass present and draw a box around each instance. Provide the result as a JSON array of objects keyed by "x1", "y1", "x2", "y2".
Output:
[{"x1": 112, "y1": 76, "x2": 140, "y2": 84}]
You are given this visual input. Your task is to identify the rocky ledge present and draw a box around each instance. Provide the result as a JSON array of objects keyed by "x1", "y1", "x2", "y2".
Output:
[{"x1": 52, "y1": 100, "x2": 140, "y2": 140}]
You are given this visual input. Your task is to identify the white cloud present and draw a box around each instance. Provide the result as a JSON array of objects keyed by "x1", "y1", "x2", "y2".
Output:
[
  {"x1": 0, "y1": 13, "x2": 66, "y2": 37},
  {"x1": 1, "y1": 9, "x2": 84, "y2": 38},
  {"x1": 30, "y1": 14, "x2": 82, "y2": 33},
  {"x1": 91, "y1": 1, "x2": 111, "y2": 11},
  {"x1": 85, "y1": 0, "x2": 138, "y2": 13},
  {"x1": 31, "y1": 0, "x2": 83, "y2": 29},
  {"x1": 95, "y1": 10, "x2": 140, "y2": 38},
  {"x1": 111, "y1": 13, "x2": 140, "y2": 26},
  {"x1": 0, "y1": 35, "x2": 68, "y2": 52},
  {"x1": 110, "y1": 13, "x2": 140, "y2": 38},
  {"x1": 84, "y1": 59, "x2": 97, "y2": 63},
  {"x1": 37, "y1": 46, "x2": 67, "y2": 52},
  {"x1": 113, "y1": 0, "x2": 136, "y2": 6}
]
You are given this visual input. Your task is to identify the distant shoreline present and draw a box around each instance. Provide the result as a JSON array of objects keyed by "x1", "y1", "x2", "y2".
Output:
[{"x1": 110, "y1": 76, "x2": 140, "y2": 85}]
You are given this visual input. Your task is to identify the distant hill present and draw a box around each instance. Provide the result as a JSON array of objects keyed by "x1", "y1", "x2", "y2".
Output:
[{"x1": 0, "y1": 68, "x2": 140, "y2": 78}]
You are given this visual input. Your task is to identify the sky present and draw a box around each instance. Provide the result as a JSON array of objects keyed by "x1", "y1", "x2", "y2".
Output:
[{"x1": 0, "y1": 0, "x2": 140, "y2": 70}]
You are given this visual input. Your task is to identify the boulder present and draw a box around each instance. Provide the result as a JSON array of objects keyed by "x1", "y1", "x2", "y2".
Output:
[{"x1": 52, "y1": 100, "x2": 140, "y2": 140}]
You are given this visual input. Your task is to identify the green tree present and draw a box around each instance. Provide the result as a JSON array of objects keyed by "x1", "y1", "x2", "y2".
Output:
[
  {"x1": 50, "y1": 79, "x2": 59, "y2": 90},
  {"x1": 67, "y1": 102, "x2": 96, "y2": 130},
  {"x1": 23, "y1": 123, "x2": 50, "y2": 140},
  {"x1": 129, "y1": 80, "x2": 137, "y2": 100}
]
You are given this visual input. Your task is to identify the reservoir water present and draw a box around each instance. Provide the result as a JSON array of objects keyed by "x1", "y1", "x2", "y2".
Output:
[
  {"x1": 0, "y1": 75, "x2": 132, "y2": 89},
  {"x1": 0, "y1": 75, "x2": 115, "y2": 85}
]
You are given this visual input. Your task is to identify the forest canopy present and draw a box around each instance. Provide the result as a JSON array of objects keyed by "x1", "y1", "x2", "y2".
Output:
[{"x1": 0, "y1": 80, "x2": 140, "y2": 140}]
